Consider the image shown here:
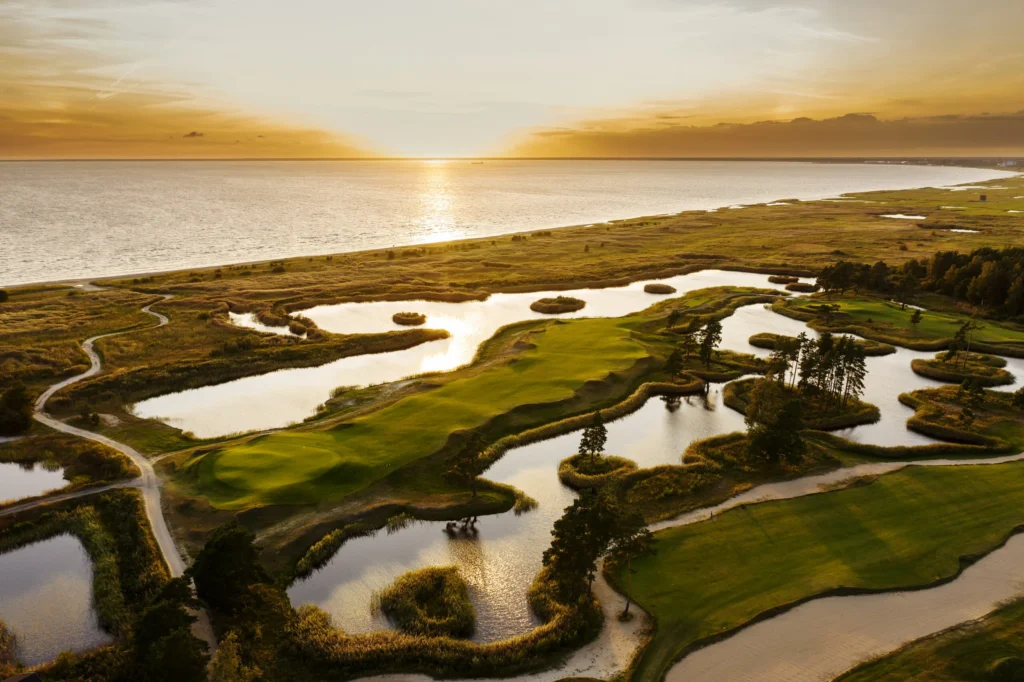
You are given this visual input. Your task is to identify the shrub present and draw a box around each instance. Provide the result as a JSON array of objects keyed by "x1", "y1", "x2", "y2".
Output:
[
  {"x1": 375, "y1": 566, "x2": 475, "y2": 638},
  {"x1": 0, "y1": 383, "x2": 33, "y2": 436}
]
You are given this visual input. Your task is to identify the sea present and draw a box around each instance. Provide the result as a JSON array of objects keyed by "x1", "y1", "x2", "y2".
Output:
[{"x1": 0, "y1": 159, "x2": 1013, "y2": 286}]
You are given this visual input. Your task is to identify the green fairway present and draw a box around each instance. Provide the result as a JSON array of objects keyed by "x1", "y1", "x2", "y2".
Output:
[
  {"x1": 192, "y1": 317, "x2": 648, "y2": 508},
  {"x1": 837, "y1": 597, "x2": 1024, "y2": 681},
  {"x1": 783, "y1": 297, "x2": 1024, "y2": 347},
  {"x1": 625, "y1": 462, "x2": 1024, "y2": 682}
]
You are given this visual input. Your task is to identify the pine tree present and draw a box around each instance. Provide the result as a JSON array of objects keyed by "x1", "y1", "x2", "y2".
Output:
[
  {"x1": 606, "y1": 510, "x2": 655, "y2": 619},
  {"x1": 698, "y1": 320, "x2": 722, "y2": 368},
  {"x1": 578, "y1": 411, "x2": 608, "y2": 459}
]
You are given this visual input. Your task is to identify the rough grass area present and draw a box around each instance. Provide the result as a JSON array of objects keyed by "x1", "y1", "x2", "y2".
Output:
[
  {"x1": 375, "y1": 566, "x2": 475, "y2": 638},
  {"x1": 185, "y1": 316, "x2": 648, "y2": 509},
  {"x1": 911, "y1": 351, "x2": 1015, "y2": 387},
  {"x1": 836, "y1": 597, "x2": 1024, "y2": 682},
  {"x1": 624, "y1": 462, "x2": 1024, "y2": 682},
  {"x1": 530, "y1": 296, "x2": 586, "y2": 314},
  {"x1": 748, "y1": 331, "x2": 896, "y2": 356},
  {"x1": 723, "y1": 377, "x2": 881, "y2": 430},
  {"x1": 775, "y1": 296, "x2": 1024, "y2": 356},
  {"x1": 557, "y1": 454, "x2": 638, "y2": 490},
  {"x1": 900, "y1": 386, "x2": 1024, "y2": 449},
  {"x1": 0, "y1": 434, "x2": 139, "y2": 509}
]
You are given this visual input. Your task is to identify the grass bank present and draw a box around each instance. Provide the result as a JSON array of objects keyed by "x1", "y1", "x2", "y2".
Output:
[
  {"x1": 836, "y1": 597, "x2": 1024, "y2": 682},
  {"x1": 623, "y1": 462, "x2": 1024, "y2": 682},
  {"x1": 911, "y1": 351, "x2": 1015, "y2": 387}
]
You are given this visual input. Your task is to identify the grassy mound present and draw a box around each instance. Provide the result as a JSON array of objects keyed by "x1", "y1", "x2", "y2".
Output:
[
  {"x1": 785, "y1": 282, "x2": 819, "y2": 293},
  {"x1": 624, "y1": 462, "x2": 1024, "y2": 682},
  {"x1": 911, "y1": 351, "x2": 1015, "y2": 387},
  {"x1": 530, "y1": 296, "x2": 586, "y2": 314},
  {"x1": 837, "y1": 597, "x2": 1024, "y2": 682},
  {"x1": 643, "y1": 283, "x2": 677, "y2": 295},
  {"x1": 723, "y1": 378, "x2": 880, "y2": 430},
  {"x1": 376, "y1": 566, "x2": 475, "y2": 638},
  {"x1": 392, "y1": 312, "x2": 427, "y2": 326},
  {"x1": 557, "y1": 454, "x2": 638, "y2": 490},
  {"x1": 768, "y1": 275, "x2": 798, "y2": 284},
  {"x1": 747, "y1": 332, "x2": 895, "y2": 356}
]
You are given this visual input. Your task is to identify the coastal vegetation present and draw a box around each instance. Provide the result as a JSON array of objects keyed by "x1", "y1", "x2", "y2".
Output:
[
  {"x1": 0, "y1": 434, "x2": 139, "y2": 508},
  {"x1": 392, "y1": 311, "x2": 426, "y2": 326},
  {"x1": 911, "y1": 351, "x2": 1015, "y2": 386},
  {"x1": 623, "y1": 462, "x2": 1024, "y2": 682},
  {"x1": 374, "y1": 566, "x2": 475, "y2": 638},
  {"x1": 530, "y1": 296, "x2": 586, "y2": 314}
]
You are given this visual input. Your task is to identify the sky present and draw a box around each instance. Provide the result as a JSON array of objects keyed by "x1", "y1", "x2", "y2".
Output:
[{"x1": 2, "y1": 0, "x2": 1023, "y2": 159}]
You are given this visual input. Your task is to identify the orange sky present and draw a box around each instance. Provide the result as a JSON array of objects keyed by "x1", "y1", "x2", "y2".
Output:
[{"x1": 2, "y1": 0, "x2": 1023, "y2": 159}]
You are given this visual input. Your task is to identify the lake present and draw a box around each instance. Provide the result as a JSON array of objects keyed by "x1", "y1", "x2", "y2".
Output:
[{"x1": 1, "y1": 160, "x2": 1011, "y2": 286}]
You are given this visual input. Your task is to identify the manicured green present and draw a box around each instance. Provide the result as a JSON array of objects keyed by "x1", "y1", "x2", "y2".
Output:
[
  {"x1": 192, "y1": 317, "x2": 647, "y2": 508},
  {"x1": 626, "y1": 462, "x2": 1024, "y2": 682},
  {"x1": 837, "y1": 598, "x2": 1024, "y2": 681}
]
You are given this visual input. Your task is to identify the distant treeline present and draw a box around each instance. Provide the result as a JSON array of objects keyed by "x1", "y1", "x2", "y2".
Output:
[{"x1": 817, "y1": 247, "x2": 1024, "y2": 318}]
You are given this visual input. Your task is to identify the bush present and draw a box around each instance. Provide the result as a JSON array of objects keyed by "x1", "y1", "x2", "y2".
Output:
[
  {"x1": 0, "y1": 618, "x2": 16, "y2": 677},
  {"x1": 375, "y1": 566, "x2": 475, "y2": 638},
  {"x1": 643, "y1": 283, "x2": 677, "y2": 295},
  {"x1": 0, "y1": 289, "x2": 8, "y2": 303},
  {"x1": 530, "y1": 296, "x2": 586, "y2": 314},
  {"x1": 392, "y1": 312, "x2": 427, "y2": 326}
]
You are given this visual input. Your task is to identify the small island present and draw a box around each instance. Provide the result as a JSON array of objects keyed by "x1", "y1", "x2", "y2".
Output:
[
  {"x1": 375, "y1": 565, "x2": 475, "y2": 638},
  {"x1": 644, "y1": 283, "x2": 677, "y2": 295},
  {"x1": 392, "y1": 311, "x2": 427, "y2": 326},
  {"x1": 911, "y1": 351, "x2": 1015, "y2": 387},
  {"x1": 785, "y1": 282, "x2": 820, "y2": 293},
  {"x1": 558, "y1": 453, "x2": 638, "y2": 490},
  {"x1": 530, "y1": 296, "x2": 586, "y2": 314},
  {"x1": 768, "y1": 275, "x2": 798, "y2": 285},
  {"x1": 749, "y1": 332, "x2": 896, "y2": 356}
]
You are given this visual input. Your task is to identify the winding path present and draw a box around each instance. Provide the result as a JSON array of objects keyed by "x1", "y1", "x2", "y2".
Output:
[{"x1": 29, "y1": 295, "x2": 217, "y2": 652}]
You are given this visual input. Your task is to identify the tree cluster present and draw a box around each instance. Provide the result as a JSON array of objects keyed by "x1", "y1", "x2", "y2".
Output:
[
  {"x1": 768, "y1": 332, "x2": 868, "y2": 411},
  {"x1": 816, "y1": 247, "x2": 1024, "y2": 318}
]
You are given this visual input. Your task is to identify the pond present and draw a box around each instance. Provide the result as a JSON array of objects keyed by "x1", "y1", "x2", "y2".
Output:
[
  {"x1": 0, "y1": 534, "x2": 111, "y2": 667},
  {"x1": 132, "y1": 269, "x2": 808, "y2": 437},
  {"x1": 0, "y1": 462, "x2": 67, "y2": 505}
]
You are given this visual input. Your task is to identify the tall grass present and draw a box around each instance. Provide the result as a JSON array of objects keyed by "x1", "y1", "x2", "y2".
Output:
[{"x1": 373, "y1": 566, "x2": 475, "y2": 638}]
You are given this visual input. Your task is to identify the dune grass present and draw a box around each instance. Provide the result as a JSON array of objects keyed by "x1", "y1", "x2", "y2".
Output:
[
  {"x1": 624, "y1": 462, "x2": 1024, "y2": 682},
  {"x1": 189, "y1": 317, "x2": 648, "y2": 509},
  {"x1": 836, "y1": 597, "x2": 1024, "y2": 682}
]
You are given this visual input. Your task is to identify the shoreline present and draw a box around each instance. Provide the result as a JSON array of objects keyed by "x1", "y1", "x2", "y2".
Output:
[{"x1": 5, "y1": 162, "x2": 1016, "y2": 290}]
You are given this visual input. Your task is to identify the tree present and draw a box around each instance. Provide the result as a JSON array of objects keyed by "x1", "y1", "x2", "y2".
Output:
[
  {"x1": 816, "y1": 303, "x2": 840, "y2": 325},
  {"x1": 145, "y1": 628, "x2": 209, "y2": 682},
  {"x1": 664, "y1": 347, "x2": 685, "y2": 378},
  {"x1": 449, "y1": 432, "x2": 488, "y2": 497},
  {"x1": 666, "y1": 310, "x2": 683, "y2": 329},
  {"x1": 542, "y1": 490, "x2": 618, "y2": 601},
  {"x1": 698, "y1": 320, "x2": 722, "y2": 369},
  {"x1": 745, "y1": 380, "x2": 805, "y2": 466},
  {"x1": 133, "y1": 578, "x2": 209, "y2": 682},
  {"x1": 0, "y1": 383, "x2": 33, "y2": 436},
  {"x1": 679, "y1": 331, "x2": 698, "y2": 359},
  {"x1": 910, "y1": 308, "x2": 922, "y2": 331},
  {"x1": 606, "y1": 510, "x2": 655, "y2": 618},
  {"x1": 898, "y1": 272, "x2": 919, "y2": 310},
  {"x1": 189, "y1": 522, "x2": 272, "y2": 617},
  {"x1": 578, "y1": 411, "x2": 608, "y2": 460}
]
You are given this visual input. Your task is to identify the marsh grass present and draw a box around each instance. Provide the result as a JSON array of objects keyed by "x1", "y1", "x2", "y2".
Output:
[
  {"x1": 911, "y1": 351, "x2": 1015, "y2": 386},
  {"x1": 373, "y1": 566, "x2": 475, "y2": 638}
]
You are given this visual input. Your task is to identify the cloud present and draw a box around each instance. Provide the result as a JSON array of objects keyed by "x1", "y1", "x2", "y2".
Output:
[{"x1": 508, "y1": 111, "x2": 1024, "y2": 158}]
